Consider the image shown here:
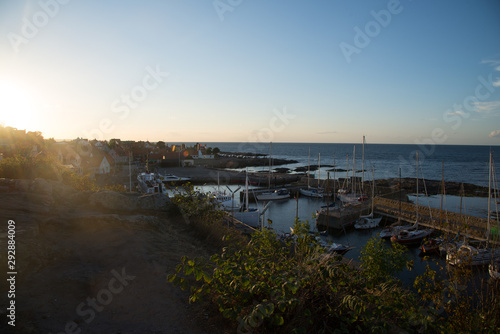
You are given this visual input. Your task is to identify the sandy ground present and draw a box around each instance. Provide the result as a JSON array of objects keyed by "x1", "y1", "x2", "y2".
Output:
[{"x1": 0, "y1": 192, "x2": 226, "y2": 334}]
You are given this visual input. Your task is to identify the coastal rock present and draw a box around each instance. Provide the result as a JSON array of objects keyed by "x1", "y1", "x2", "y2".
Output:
[
  {"x1": 31, "y1": 178, "x2": 53, "y2": 196},
  {"x1": 67, "y1": 190, "x2": 94, "y2": 206},
  {"x1": 15, "y1": 179, "x2": 31, "y2": 192},
  {"x1": 89, "y1": 190, "x2": 138, "y2": 212},
  {"x1": 0, "y1": 178, "x2": 14, "y2": 192},
  {"x1": 137, "y1": 193, "x2": 172, "y2": 212},
  {"x1": 47, "y1": 180, "x2": 77, "y2": 200}
]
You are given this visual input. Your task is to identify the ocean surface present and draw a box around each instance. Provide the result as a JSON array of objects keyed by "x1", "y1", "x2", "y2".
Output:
[{"x1": 197, "y1": 142, "x2": 500, "y2": 188}]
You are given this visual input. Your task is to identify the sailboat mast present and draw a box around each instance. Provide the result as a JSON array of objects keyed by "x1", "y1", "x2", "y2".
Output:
[
  {"x1": 488, "y1": 151, "x2": 492, "y2": 242},
  {"x1": 416, "y1": 151, "x2": 419, "y2": 223},
  {"x1": 307, "y1": 147, "x2": 310, "y2": 189},
  {"x1": 440, "y1": 160, "x2": 444, "y2": 227},
  {"x1": 399, "y1": 167, "x2": 402, "y2": 220},
  {"x1": 371, "y1": 165, "x2": 375, "y2": 214},
  {"x1": 268, "y1": 142, "x2": 272, "y2": 189},
  {"x1": 333, "y1": 153, "x2": 336, "y2": 197},
  {"x1": 362, "y1": 136, "x2": 365, "y2": 192},
  {"x1": 352, "y1": 146, "x2": 356, "y2": 194},
  {"x1": 318, "y1": 153, "x2": 321, "y2": 188},
  {"x1": 346, "y1": 154, "x2": 349, "y2": 190}
]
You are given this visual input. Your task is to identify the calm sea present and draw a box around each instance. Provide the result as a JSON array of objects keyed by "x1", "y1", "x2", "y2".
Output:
[{"x1": 198, "y1": 142, "x2": 500, "y2": 188}]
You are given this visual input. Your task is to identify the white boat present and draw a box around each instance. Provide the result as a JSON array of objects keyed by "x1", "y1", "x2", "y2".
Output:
[
  {"x1": 390, "y1": 152, "x2": 433, "y2": 244},
  {"x1": 233, "y1": 172, "x2": 261, "y2": 228},
  {"x1": 300, "y1": 187, "x2": 324, "y2": 198},
  {"x1": 210, "y1": 173, "x2": 241, "y2": 210},
  {"x1": 354, "y1": 167, "x2": 381, "y2": 230},
  {"x1": 447, "y1": 244, "x2": 500, "y2": 266},
  {"x1": 447, "y1": 152, "x2": 500, "y2": 266},
  {"x1": 157, "y1": 173, "x2": 191, "y2": 183},
  {"x1": 326, "y1": 242, "x2": 353, "y2": 255},
  {"x1": 355, "y1": 213, "x2": 382, "y2": 230},
  {"x1": 489, "y1": 260, "x2": 500, "y2": 279},
  {"x1": 300, "y1": 150, "x2": 324, "y2": 198},
  {"x1": 380, "y1": 220, "x2": 417, "y2": 239},
  {"x1": 391, "y1": 228, "x2": 434, "y2": 245},
  {"x1": 256, "y1": 188, "x2": 290, "y2": 201},
  {"x1": 137, "y1": 171, "x2": 167, "y2": 194}
]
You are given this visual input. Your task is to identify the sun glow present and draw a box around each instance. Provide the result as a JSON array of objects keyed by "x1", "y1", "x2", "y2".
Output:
[{"x1": 0, "y1": 80, "x2": 37, "y2": 130}]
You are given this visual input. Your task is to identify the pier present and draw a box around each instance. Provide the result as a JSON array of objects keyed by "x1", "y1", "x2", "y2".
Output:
[{"x1": 373, "y1": 197, "x2": 500, "y2": 246}]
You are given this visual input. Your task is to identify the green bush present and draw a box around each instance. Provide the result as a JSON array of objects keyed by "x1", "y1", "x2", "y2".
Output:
[{"x1": 168, "y1": 220, "x2": 428, "y2": 333}]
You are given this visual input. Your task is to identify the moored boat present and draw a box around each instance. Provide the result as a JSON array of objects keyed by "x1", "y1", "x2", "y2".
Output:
[
  {"x1": 391, "y1": 228, "x2": 434, "y2": 245},
  {"x1": 137, "y1": 171, "x2": 167, "y2": 194},
  {"x1": 489, "y1": 260, "x2": 500, "y2": 279},
  {"x1": 157, "y1": 173, "x2": 191, "y2": 183},
  {"x1": 255, "y1": 188, "x2": 290, "y2": 201},
  {"x1": 419, "y1": 238, "x2": 443, "y2": 256},
  {"x1": 447, "y1": 244, "x2": 500, "y2": 266}
]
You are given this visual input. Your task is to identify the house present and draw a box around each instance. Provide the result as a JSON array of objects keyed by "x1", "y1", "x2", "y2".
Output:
[
  {"x1": 81, "y1": 152, "x2": 114, "y2": 176},
  {"x1": 52, "y1": 142, "x2": 83, "y2": 174},
  {"x1": 107, "y1": 145, "x2": 129, "y2": 164}
]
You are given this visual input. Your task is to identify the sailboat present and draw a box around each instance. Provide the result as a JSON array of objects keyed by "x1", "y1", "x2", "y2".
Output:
[
  {"x1": 300, "y1": 150, "x2": 324, "y2": 198},
  {"x1": 255, "y1": 143, "x2": 290, "y2": 201},
  {"x1": 354, "y1": 166, "x2": 381, "y2": 229},
  {"x1": 211, "y1": 172, "x2": 241, "y2": 210},
  {"x1": 234, "y1": 170, "x2": 261, "y2": 228},
  {"x1": 337, "y1": 146, "x2": 363, "y2": 205},
  {"x1": 391, "y1": 152, "x2": 434, "y2": 245},
  {"x1": 448, "y1": 151, "x2": 500, "y2": 266},
  {"x1": 380, "y1": 168, "x2": 415, "y2": 238}
]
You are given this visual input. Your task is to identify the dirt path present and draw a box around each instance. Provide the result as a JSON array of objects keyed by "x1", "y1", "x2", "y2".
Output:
[{"x1": 0, "y1": 193, "x2": 224, "y2": 333}]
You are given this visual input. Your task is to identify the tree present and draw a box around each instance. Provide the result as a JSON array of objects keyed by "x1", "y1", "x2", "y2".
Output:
[
  {"x1": 156, "y1": 141, "x2": 166, "y2": 149},
  {"x1": 109, "y1": 138, "x2": 120, "y2": 148},
  {"x1": 359, "y1": 236, "x2": 411, "y2": 283}
]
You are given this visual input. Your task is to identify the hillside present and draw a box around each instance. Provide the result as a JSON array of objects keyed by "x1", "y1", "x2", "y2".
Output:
[{"x1": 0, "y1": 178, "x2": 223, "y2": 333}]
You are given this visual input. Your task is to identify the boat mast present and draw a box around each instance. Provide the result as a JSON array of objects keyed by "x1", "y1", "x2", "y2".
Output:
[
  {"x1": 488, "y1": 151, "x2": 492, "y2": 242},
  {"x1": 333, "y1": 153, "x2": 336, "y2": 198},
  {"x1": 268, "y1": 142, "x2": 272, "y2": 189},
  {"x1": 345, "y1": 154, "x2": 349, "y2": 191},
  {"x1": 362, "y1": 136, "x2": 365, "y2": 192},
  {"x1": 352, "y1": 146, "x2": 356, "y2": 194},
  {"x1": 440, "y1": 160, "x2": 444, "y2": 227},
  {"x1": 398, "y1": 167, "x2": 402, "y2": 223},
  {"x1": 416, "y1": 151, "x2": 419, "y2": 224},
  {"x1": 307, "y1": 147, "x2": 310, "y2": 189},
  {"x1": 318, "y1": 153, "x2": 321, "y2": 188},
  {"x1": 371, "y1": 165, "x2": 375, "y2": 215}
]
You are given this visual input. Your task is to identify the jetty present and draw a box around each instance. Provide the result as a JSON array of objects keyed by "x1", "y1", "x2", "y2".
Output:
[
  {"x1": 373, "y1": 197, "x2": 500, "y2": 246},
  {"x1": 316, "y1": 202, "x2": 370, "y2": 230}
]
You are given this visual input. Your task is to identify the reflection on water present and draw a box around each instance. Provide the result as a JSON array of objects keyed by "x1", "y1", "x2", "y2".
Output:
[{"x1": 171, "y1": 184, "x2": 496, "y2": 287}]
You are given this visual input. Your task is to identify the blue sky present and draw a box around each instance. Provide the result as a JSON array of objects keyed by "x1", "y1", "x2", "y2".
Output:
[{"x1": 1, "y1": 0, "x2": 500, "y2": 145}]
